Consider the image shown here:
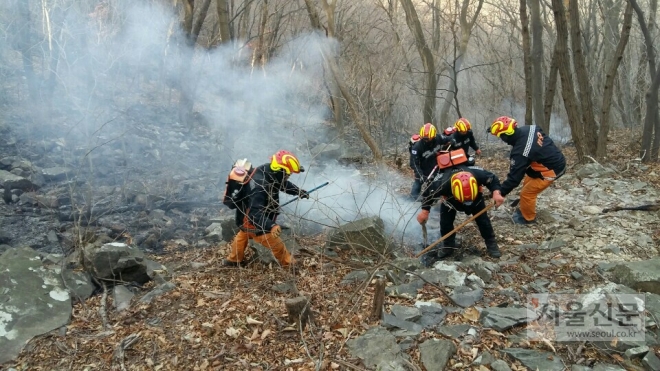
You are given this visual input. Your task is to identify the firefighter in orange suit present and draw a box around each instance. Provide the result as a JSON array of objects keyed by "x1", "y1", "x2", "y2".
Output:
[
  {"x1": 487, "y1": 116, "x2": 566, "y2": 224},
  {"x1": 223, "y1": 150, "x2": 309, "y2": 268}
]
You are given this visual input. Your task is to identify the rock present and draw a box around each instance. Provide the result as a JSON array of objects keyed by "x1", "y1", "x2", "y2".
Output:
[
  {"x1": 582, "y1": 206, "x2": 602, "y2": 215},
  {"x1": 346, "y1": 326, "x2": 409, "y2": 371},
  {"x1": 325, "y1": 216, "x2": 389, "y2": 254},
  {"x1": 480, "y1": 307, "x2": 533, "y2": 331},
  {"x1": 450, "y1": 286, "x2": 484, "y2": 308},
  {"x1": 465, "y1": 259, "x2": 499, "y2": 283},
  {"x1": 422, "y1": 266, "x2": 467, "y2": 288},
  {"x1": 82, "y1": 242, "x2": 150, "y2": 284},
  {"x1": 592, "y1": 364, "x2": 626, "y2": 371},
  {"x1": 414, "y1": 301, "x2": 446, "y2": 329},
  {"x1": 602, "y1": 245, "x2": 621, "y2": 254},
  {"x1": 490, "y1": 359, "x2": 512, "y2": 371},
  {"x1": 220, "y1": 218, "x2": 239, "y2": 243},
  {"x1": 473, "y1": 351, "x2": 495, "y2": 366},
  {"x1": 272, "y1": 282, "x2": 296, "y2": 294},
  {"x1": 436, "y1": 324, "x2": 471, "y2": 338},
  {"x1": 139, "y1": 282, "x2": 176, "y2": 304},
  {"x1": 571, "y1": 366, "x2": 592, "y2": 371},
  {"x1": 418, "y1": 338, "x2": 457, "y2": 371},
  {"x1": 610, "y1": 259, "x2": 660, "y2": 294},
  {"x1": 0, "y1": 169, "x2": 39, "y2": 191},
  {"x1": 61, "y1": 269, "x2": 94, "y2": 302},
  {"x1": 204, "y1": 222, "x2": 223, "y2": 243},
  {"x1": 502, "y1": 348, "x2": 565, "y2": 371},
  {"x1": 624, "y1": 345, "x2": 649, "y2": 360},
  {"x1": 113, "y1": 285, "x2": 134, "y2": 311},
  {"x1": 381, "y1": 313, "x2": 423, "y2": 336},
  {"x1": 571, "y1": 271, "x2": 583, "y2": 280},
  {"x1": 385, "y1": 280, "x2": 424, "y2": 299},
  {"x1": 0, "y1": 247, "x2": 72, "y2": 364},
  {"x1": 576, "y1": 163, "x2": 614, "y2": 179},
  {"x1": 340, "y1": 270, "x2": 370, "y2": 285},
  {"x1": 643, "y1": 351, "x2": 660, "y2": 371},
  {"x1": 41, "y1": 167, "x2": 73, "y2": 182},
  {"x1": 390, "y1": 304, "x2": 421, "y2": 322}
]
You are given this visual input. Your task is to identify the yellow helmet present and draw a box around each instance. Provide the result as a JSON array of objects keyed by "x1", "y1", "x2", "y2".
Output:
[
  {"x1": 454, "y1": 118, "x2": 471, "y2": 134},
  {"x1": 419, "y1": 123, "x2": 437, "y2": 139},
  {"x1": 488, "y1": 116, "x2": 517, "y2": 137},
  {"x1": 450, "y1": 171, "x2": 479, "y2": 203},
  {"x1": 270, "y1": 150, "x2": 304, "y2": 174}
]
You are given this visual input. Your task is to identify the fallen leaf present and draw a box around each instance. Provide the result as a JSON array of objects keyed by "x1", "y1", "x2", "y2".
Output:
[
  {"x1": 471, "y1": 347, "x2": 478, "y2": 360},
  {"x1": 284, "y1": 358, "x2": 303, "y2": 365},
  {"x1": 331, "y1": 362, "x2": 340, "y2": 369},
  {"x1": 261, "y1": 329, "x2": 272, "y2": 339},
  {"x1": 225, "y1": 327, "x2": 240, "y2": 338},
  {"x1": 612, "y1": 354, "x2": 624, "y2": 362},
  {"x1": 246, "y1": 316, "x2": 263, "y2": 325},
  {"x1": 199, "y1": 359, "x2": 209, "y2": 370},
  {"x1": 249, "y1": 328, "x2": 259, "y2": 341},
  {"x1": 335, "y1": 328, "x2": 349, "y2": 338},
  {"x1": 610, "y1": 337, "x2": 619, "y2": 347},
  {"x1": 463, "y1": 307, "x2": 480, "y2": 322}
]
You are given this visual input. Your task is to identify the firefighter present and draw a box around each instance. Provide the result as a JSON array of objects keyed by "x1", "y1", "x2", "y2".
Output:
[
  {"x1": 411, "y1": 123, "x2": 450, "y2": 190},
  {"x1": 487, "y1": 116, "x2": 566, "y2": 224},
  {"x1": 222, "y1": 150, "x2": 309, "y2": 268},
  {"x1": 408, "y1": 133, "x2": 422, "y2": 200},
  {"x1": 417, "y1": 168, "x2": 505, "y2": 264},
  {"x1": 449, "y1": 117, "x2": 481, "y2": 157}
]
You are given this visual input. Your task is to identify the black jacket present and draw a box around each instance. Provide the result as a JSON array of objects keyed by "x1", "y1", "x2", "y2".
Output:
[
  {"x1": 238, "y1": 164, "x2": 302, "y2": 234},
  {"x1": 411, "y1": 136, "x2": 450, "y2": 180},
  {"x1": 421, "y1": 167, "x2": 502, "y2": 212},
  {"x1": 500, "y1": 125, "x2": 566, "y2": 196},
  {"x1": 449, "y1": 130, "x2": 479, "y2": 154}
]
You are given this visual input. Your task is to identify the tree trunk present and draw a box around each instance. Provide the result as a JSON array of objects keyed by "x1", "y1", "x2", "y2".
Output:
[
  {"x1": 439, "y1": 0, "x2": 483, "y2": 126},
  {"x1": 326, "y1": 56, "x2": 383, "y2": 161},
  {"x1": 530, "y1": 0, "x2": 545, "y2": 129},
  {"x1": 18, "y1": 0, "x2": 39, "y2": 102},
  {"x1": 216, "y1": 0, "x2": 231, "y2": 44},
  {"x1": 285, "y1": 296, "x2": 312, "y2": 330},
  {"x1": 371, "y1": 278, "x2": 385, "y2": 320},
  {"x1": 628, "y1": 0, "x2": 660, "y2": 162},
  {"x1": 551, "y1": 0, "x2": 587, "y2": 160},
  {"x1": 520, "y1": 0, "x2": 533, "y2": 126},
  {"x1": 543, "y1": 46, "x2": 560, "y2": 132},
  {"x1": 596, "y1": 2, "x2": 633, "y2": 158},
  {"x1": 568, "y1": 0, "x2": 599, "y2": 157},
  {"x1": 399, "y1": 0, "x2": 438, "y2": 124},
  {"x1": 320, "y1": 0, "x2": 344, "y2": 133}
]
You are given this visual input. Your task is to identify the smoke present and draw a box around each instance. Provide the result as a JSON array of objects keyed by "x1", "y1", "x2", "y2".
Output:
[{"x1": 0, "y1": 1, "x2": 425, "y2": 247}]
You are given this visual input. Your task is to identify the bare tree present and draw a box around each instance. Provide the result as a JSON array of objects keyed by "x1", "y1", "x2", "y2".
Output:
[
  {"x1": 519, "y1": 0, "x2": 533, "y2": 125},
  {"x1": 438, "y1": 0, "x2": 484, "y2": 126},
  {"x1": 399, "y1": 0, "x2": 438, "y2": 124},
  {"x1": 629, "y1": 0, "x2": 660, "y2": 162},
  {"x1": 529, "y1": 0, "x2": 544, "y2": 129},
  {"x1": 597, "y1": 1, "x2": 633, "y2": 158}
]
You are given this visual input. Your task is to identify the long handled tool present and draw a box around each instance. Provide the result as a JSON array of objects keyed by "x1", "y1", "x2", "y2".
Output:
[
  {"x1": 280, "y1": 181, "x2": 330, "y2": 207},
  {"x1": 415, "y1": 202, "x2": 496, "y2": 258}
]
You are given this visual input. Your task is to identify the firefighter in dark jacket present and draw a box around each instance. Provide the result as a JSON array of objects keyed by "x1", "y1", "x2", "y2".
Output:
[
  {"x1": 449, "y1": 118, "x2": 481, "y2": 156},
  {"x1": 223, "y1": 150, "x2": 309, "y2": 268},
  {"x1": 411, "y1": 123, "x2": 449, "y2": 187},
  {"x1": 417, "y1": 168, "x2": 505, "y2": 264},
  {"x1": 408, "y1": 134, "x2": 422, "y2": 199},
  {"x1": 487, "y1": 116, "x2": 566, "y2": 224}
]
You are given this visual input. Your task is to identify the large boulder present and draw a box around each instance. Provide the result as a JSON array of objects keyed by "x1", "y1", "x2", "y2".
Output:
[
  {"x1": 83, "y1": 242, "x2": 150, "y2": 284},
  {"x1": 610, "y1": 259, "x2": 660, "y2": 294},
  {"x1": 0, "y1": 169, "x2": 39, "y2": 191},
  {"x1": 0, "y1": 247, "x2": 72, "y2": 364},
  {"x1": 346, "y1": 326, "x2": 410, "y2": 371},
  {"x1": 325, "y1": 216, "x2": 389, "y2": 254}
]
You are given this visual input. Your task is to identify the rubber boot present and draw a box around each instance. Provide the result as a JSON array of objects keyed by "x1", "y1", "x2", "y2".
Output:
[
  {"x1": 512, "y1": 208, "x2": 536, "y2": 225},
  {"x1": 485, "y1": 239, "x2": 501, "y2": 258},
  {"x1": 436, "y1": 240, "x2": 457, "y2": 259}
]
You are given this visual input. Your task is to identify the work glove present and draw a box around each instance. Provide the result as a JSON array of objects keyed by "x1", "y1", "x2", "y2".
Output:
[
  {"x1": 271, "y1": 225, "x2": 282, "y2": 238},
  {"x1": 299, "y1": 190, "x2": 310, "y2": 199},
  {"x1": 417, "y1": 209, "x2": 430, "y2": 225},
  {"x1": 476, "y1": 149, "x2": 482, "y2": 156}
]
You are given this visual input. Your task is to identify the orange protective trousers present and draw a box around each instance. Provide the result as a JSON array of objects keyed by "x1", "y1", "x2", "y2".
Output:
[
  {"x1": 519, "y1": 175, "x2": 553, "y2": 221},
  {"x1": 226, "y1": 230, "x2": 294, "y2": 267}
]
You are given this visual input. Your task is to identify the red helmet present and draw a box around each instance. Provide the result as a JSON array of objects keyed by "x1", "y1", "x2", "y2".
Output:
[
  {"x1": 450, "y1": 171, "x2": 479, "y2": 203},
  {"x1": 443, "y1": 127, "x2": 456, "y2": 136},
  {"x1": 488, "y1": 116, "x2": 517, "y2": 137},
  {"x1": 454, "y1": 118, "x2": 471, "y2": 134},
  {"x1": 419, "y1": 123, "x2": 437, "y2": 139},
  {"x1": 270, "y1": 150, "x2": 304, "y2": 174}
]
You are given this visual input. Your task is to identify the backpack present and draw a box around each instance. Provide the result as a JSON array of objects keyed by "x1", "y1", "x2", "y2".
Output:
[
  {"x1": 222, "y1": 159, "x2": 254, "y2": 210},
  {"x1": 436, "y1": 148, "x2": 469, "y2": 170}
]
